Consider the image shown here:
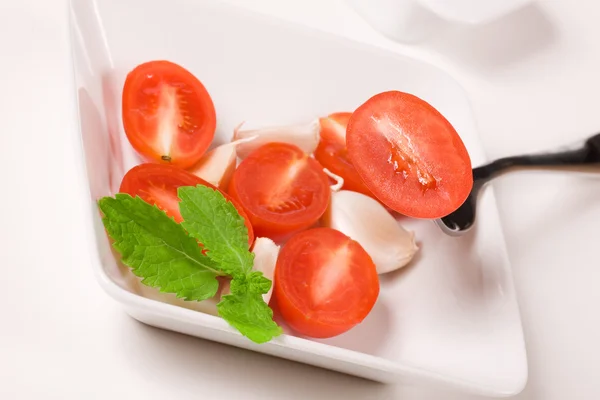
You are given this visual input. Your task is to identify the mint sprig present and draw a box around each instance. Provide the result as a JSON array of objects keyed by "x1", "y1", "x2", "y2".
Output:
[
  {"x1": 99, "y1": 187, "x2": 282, "y2": 344},
  {"x1": 178, "y1": 186, "x2": 282, "y2": 343}
]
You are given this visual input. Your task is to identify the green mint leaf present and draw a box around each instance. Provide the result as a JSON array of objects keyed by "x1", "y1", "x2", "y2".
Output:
[
  {"x1": 178, "y1": 186, "x2": 281, "y2": 342},
  {"x1": 178, "y1": 185, "x2": 254, "y2": 276},
  {"x1": 218, "y1": 272, "x2": 283, "y2": 344},
  {"x1": 98, "y1": 194, "x2": 220, "y2": 301}
]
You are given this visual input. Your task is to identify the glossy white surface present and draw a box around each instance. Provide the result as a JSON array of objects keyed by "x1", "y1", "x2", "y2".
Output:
[
  {"x1": 1, "y1": 0, "x2": 599, "y2": 399},
  {"x1": 70, "y1": 0, "x2": 525, "y2": 395}
]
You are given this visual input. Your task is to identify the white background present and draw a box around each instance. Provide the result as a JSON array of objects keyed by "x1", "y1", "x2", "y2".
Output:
[{"x1": 1, "y1": 0, "x2": 599, "y2": 399}]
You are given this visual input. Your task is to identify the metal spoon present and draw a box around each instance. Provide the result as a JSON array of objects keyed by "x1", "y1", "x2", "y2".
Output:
[{"x1": 435, "y1": 133, "x2": 600, "y2": 236}]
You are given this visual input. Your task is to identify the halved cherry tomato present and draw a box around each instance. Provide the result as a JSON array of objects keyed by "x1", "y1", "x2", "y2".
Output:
[
  {"x1": 119, "y1": 163, "x2": 254, "y2": 246},
  {"x1": 314, "y1": 112, "x2": 374, "y2": 197},
  {"x1": 122, "y1": 60, "x2": 216, "y2": 169},
  {"x1": 227, "y1": 143, "x2": 330, "y2": 241},
  {"x1": 346, "y1": 91, "x2": 473, "y2": 219},
  {"x1": 274, "y1": 228, "x2": 379, "y2": 338}
]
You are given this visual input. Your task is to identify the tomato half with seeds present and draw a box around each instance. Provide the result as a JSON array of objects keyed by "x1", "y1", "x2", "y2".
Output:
[
  {"x1": 274, "y1": 228, "x2": 379, "y2": 338},
  {"x1": 227, "y1": 143, "x2": 331, "y2": 241},
  {"x1": 122, "y1": 60, "x2": 216, "y2": 168},
  {"x1": 346, "y1": 91, "x2": 473, "y2": 219},
  {"x1": 119, "y1": 163, "x2": 254, "y2": 246},
  {"x1": 314, "y1": 112, "x2": 374, "y2": 197}
]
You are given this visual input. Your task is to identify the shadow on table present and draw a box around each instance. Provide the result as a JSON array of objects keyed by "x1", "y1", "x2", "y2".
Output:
[{"x1": 117, "y1": 313, "x2": 394, "y2": 399}]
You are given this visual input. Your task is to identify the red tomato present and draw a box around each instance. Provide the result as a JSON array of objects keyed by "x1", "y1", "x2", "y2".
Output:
[
  {"x1": 314, "y1": 112, "x2": 374, "y2": 197},
  {"x1": 274, "y1": 228, "x2": 379, "y2": 338},
  {"x1": 119, "y1": 163, "x2": 254, "y2": 246},
  {"x1": 227, "y1": 143, "x2": 331, "y2": 241},
  {"x1": 346, "y1": 91, "x2": 473, "y2": 219},
  {"x1": 122, "y1": 60, "x2": 216, "y2": 169}
]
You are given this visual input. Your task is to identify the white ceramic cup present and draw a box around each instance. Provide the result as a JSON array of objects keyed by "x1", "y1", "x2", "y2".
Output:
[{"x1": 347, "y1": 0, "x2": 534, "y2": 43}]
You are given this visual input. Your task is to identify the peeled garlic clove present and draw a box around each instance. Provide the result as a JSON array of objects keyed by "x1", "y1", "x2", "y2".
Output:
[
  {"x1": 250, "y1": 237, "x2": 280, "y2": 304},
  {"x1": 322, "y1": 190, "x2": 418, "y2": 274},
  {"x1": 234, "y1": 120, "x2": 320, "y2": 159},
  {"x1": 189, "y1": 137, "x2": 255, "y2": 189}
]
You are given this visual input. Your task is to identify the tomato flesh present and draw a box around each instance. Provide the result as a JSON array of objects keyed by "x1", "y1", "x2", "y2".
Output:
[
  {"x1": 227, "y1": 143, "x2": 331, "y2": 241},
  {"x1": 346, "y1": 91, "x2": 473, "y2": 219},
  {"x1": 274, "y1": 228, "x2": 379, "y2": 338},
  {"x1": 315, "y1": 112, "x2": 374, "y2": 197},
  {"x1": 119, "y1": 163, "x2": 254, "y2": 246},
  {"x1": 122, "y1": 60, "x2": 216, "y2": 169}
]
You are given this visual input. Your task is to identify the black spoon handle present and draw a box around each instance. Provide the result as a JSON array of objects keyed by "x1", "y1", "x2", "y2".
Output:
[
  {"x1": 437, "y1": 133, "x2": 600, "y2": 236},
  {"x1": 474, "y1": 133, "x2": 600, "y2": 182}
]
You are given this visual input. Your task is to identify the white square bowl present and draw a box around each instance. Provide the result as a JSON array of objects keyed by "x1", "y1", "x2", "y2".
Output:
[{"x1": 69, "y1": 0, "x2": 527, "y2": 396}]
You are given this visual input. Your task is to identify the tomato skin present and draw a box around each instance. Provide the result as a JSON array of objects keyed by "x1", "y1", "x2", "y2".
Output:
[
  {"x1": 227, "y1": 143, "x2": 331, "y2": 241},
  {"x1": 315, "y1": 113, "x2": 374, "y2": 197},
  {"x1": 119, "y1": 163, "x2": 254, "y2": 246},
  {"x1": 346, "y1": 91, "x2": 473, "y2": 219},
  {"x1": 274, "y1": 228, "x2": 379, "y2": 338},
  {"x1": 122, "y1": 60, "x2": 216, "y2": 169}
]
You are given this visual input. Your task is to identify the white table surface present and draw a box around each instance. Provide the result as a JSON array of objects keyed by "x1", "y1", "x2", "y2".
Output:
[{"x1": 1, "y1": 0, "x2": 599, "y2": 399}]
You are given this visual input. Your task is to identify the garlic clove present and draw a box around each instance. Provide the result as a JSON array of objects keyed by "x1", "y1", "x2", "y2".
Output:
[
  {"x1": 322, "y1": 190, "x2": 418, "y2": 274},
  {"x1": 233, "y1": 120, "x2": 320, "y2": 159},
  {"x1": 188, "y1": 137, "x2": 256, "y2": 189},
  {"x1": 218, "y1": 237, "x2": 280, "y2": 304},
  {"x1": 250, "y1": 237, "x2": 280, "y2": 304}
]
